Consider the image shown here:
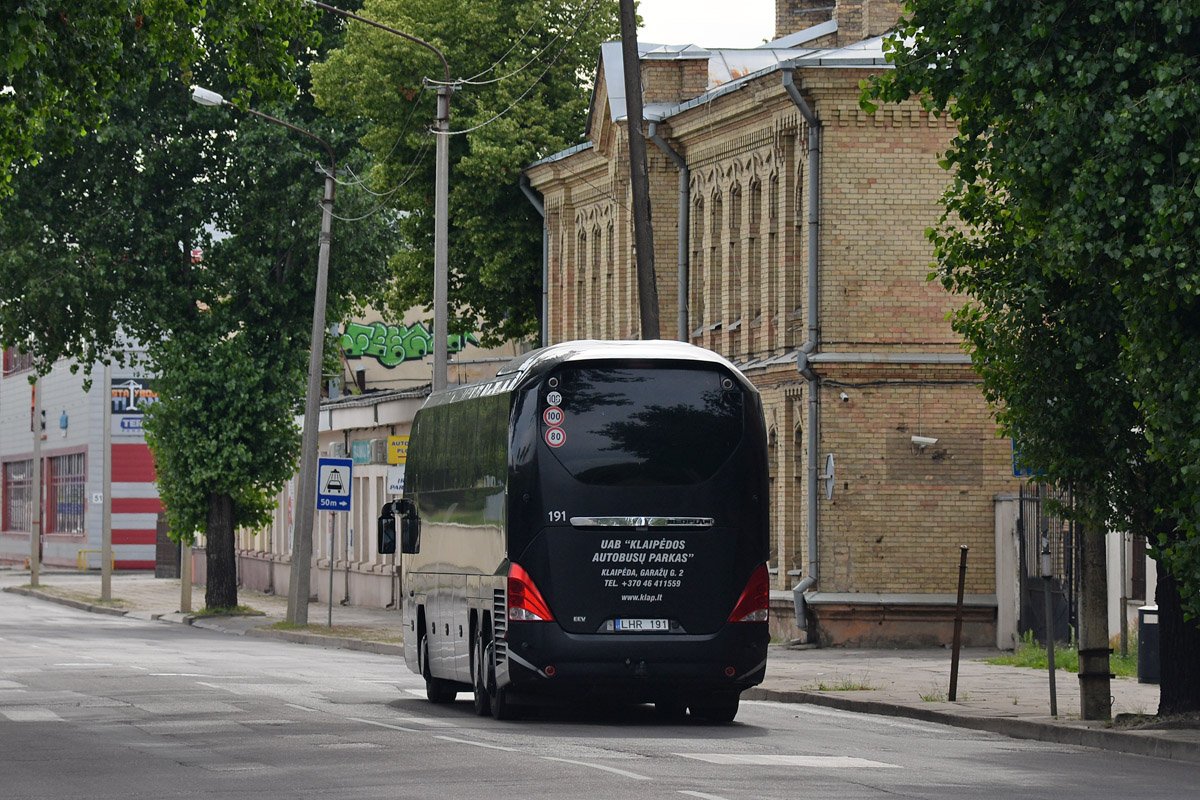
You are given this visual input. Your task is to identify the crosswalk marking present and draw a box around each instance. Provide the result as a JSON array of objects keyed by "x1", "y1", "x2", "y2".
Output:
[{"x1": 2, "y1": 707, "x2": 62, "y2": 722}]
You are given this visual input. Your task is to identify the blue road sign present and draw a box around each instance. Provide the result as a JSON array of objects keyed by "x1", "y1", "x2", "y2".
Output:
[{"x1": 317, "y1": 457, "x2": 353, "y2": 511}]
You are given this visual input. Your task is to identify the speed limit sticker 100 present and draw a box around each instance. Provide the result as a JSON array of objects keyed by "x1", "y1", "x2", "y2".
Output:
[
  {"x1": 543, "y1": 406, "x2": 564, "y2": 426},
  {"x1": 545, "y1": 426, "x2": 566, "y2": 448}
]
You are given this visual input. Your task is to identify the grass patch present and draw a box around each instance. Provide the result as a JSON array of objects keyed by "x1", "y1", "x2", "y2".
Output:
[
  {"x1": 986, "y1": 631, "x2": 1138, "y2": 678},
  {"x1": 803, "y1": 674, "x2": 878, "y2": 692},
  {"x1": 194, "y1": 605, "x2": 260, "y2": 616},
  {"x1": 268, "y1": 621, "x2": 405, "y2": 645}
]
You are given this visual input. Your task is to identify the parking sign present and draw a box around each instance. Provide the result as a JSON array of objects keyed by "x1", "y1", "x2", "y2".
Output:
[{"x1": 317, "y1": 457, "x2": 353, "y2": 511}]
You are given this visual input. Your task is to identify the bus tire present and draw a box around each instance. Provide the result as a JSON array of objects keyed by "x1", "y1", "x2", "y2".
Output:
[
  {"x1": 422, "y1": 637, "x2": 457, "y2": 704},
  {"x1": 472, "y1": 626, "x2": 492, "y2": 717},
  {"x1": 689, "y1": 694, "x2": 739, "y2": 723},
  {"x1": 486, "y1": 641, "x2": 520, "y2": 721}
]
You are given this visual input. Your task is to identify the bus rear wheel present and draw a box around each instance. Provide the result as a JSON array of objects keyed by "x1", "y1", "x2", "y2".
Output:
[
  {"x1": 472, "y1": 627, "x2": 492, "y2": 717},
  {"x1": 485, "y1": 641, "x2": 520, "y2": 721},
  {"x1": 422, "y1": 637, "x2": 457, "y2": 704}
]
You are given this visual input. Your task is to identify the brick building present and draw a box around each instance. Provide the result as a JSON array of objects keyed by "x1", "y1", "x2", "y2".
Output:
[{"x1": 524, "y1": 0, "x2": 1024, "y2": 646}]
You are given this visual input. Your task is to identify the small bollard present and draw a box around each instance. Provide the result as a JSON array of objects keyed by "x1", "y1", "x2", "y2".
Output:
[{"x1": 948, "y1": 545, "x2": 968, "y2": 701}]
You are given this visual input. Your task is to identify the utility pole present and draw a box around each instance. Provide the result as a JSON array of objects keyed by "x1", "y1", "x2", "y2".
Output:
[
  {"x1": 30, "y1": 376, "x2": 41, "y2": 587},
  {"x1": 101, "y1": 362, "x2": 112, "y2": 601},
  {"x1": 307, "y1": 1, "x2": 453, "y2": 390},
  {"x1": 618, "y1": 0, "x2": 660, "y2": 339}
]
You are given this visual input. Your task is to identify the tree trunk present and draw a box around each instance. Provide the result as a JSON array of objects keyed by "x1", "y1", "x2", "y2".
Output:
[
  {"x1": 204, "y1": 492, "x2": 238, "y2": 610},
  {"x1": 1076, "y1": 523, "x2": 1111, "y2": 721},
  {"x1": 1156, "y1": 560, "x2": 1200, "y2": 714}
]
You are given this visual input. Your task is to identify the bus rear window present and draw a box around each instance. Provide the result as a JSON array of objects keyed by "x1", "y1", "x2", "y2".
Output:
[{"x1": 542, "y1": 366, "x2": 744, "y2": 485}]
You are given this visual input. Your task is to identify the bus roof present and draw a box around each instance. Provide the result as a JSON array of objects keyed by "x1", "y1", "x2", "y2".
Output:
[
  {"x1": 425, "y1": 340, "x2": 754, "y2": 410},
  {"x1": 496, "y1": 340, "x2": 739, "y2": 379}
]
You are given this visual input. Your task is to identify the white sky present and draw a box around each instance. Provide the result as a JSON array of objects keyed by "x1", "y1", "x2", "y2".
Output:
[{"x1": 636, "y1": 0, "x2": 776, "y2": 48}]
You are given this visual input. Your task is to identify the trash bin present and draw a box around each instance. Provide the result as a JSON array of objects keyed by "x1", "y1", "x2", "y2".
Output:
[{"x1": 1138, "y1": 605, "x2": 1159, "y2": 684}]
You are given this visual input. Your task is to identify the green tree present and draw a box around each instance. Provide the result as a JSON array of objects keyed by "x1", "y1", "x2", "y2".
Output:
[
  {"x1": 0, "y1": 0, "x2": 317, "y2": 206},
  {"x1": 0, "y1": 9, "x2": 395, "y2": 610},
  {"x1": 310, "y1": 0, "x2": 620, "y2": 344},
  {"x1": 866, "y1": 0, "x2": 1200, "y2": 714}
]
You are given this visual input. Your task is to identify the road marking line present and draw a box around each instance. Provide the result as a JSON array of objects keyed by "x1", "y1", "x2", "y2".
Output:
[
  {"x1": 675, "y1": 754, "x2": 900, "y2": 769},
  {"x1": 541, "y1": 757, "x2": 652, "y2": 780},
  {"x1": 389, "y1": 716, "x2": 457, "y2": 727},
  {"x1": 2, "y1": 707, "x2": 62, "y2": 722},
  {"x1": 679, "y1": 792, "x2": 731, "y2": 800},
  {"x1": 349, "y1": 716, "x2": 421, "y2": 733},
  {"x1": 435, "y1": 735, "x2": 519, "y2": 752}
]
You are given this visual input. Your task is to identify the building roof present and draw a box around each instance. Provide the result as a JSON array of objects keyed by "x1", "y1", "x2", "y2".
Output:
[{"x1": 596, "y1": 21, "x2": 889, "y2": 126}]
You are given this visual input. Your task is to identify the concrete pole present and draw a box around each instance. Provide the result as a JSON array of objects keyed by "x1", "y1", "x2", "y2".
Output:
[
  {"x1": 286, "y1": 167, "x2": 336, "y2": 627},
  {"x1": 180, "y1": 538, "x2": 192, "y2": 614},
  {"x1": 432, "y1": 85, "x2": 450, "y2": 392},
  {"x1": 30, "y1": 376, "x2": 41, "y2": 587},
  {"x1": 1077, "y1": 523, "x2": 1112, "y2": 721},
  {"x1": 619, "y1": 0, "x2": 660, "y2": 339},
  {"x1": 101, "y1": 362, "x2": 112, "y2": 601}
]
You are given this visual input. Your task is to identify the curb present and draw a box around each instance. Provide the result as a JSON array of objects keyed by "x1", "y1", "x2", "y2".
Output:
[
  {"x1": 742, "y1": 687, "x2": 1200, "y2": 764},
  {"x1": 4, "y1": 586, "x2": 129, "y2": 617}
]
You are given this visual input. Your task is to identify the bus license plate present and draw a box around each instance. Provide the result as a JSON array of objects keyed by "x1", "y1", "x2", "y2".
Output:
[{"x1": 614, "y1": 618, "x2": 669, "y2": 631}]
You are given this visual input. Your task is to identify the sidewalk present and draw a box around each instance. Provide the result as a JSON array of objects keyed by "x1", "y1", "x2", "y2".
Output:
[{"x1": 4, "y1": 569, "x2": 1197, "y2": 763}]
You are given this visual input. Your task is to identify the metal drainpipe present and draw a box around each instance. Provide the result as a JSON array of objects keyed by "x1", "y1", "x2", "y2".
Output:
[
  {"x1": 648, "y1": 122, "x2": 691, "y2": 341},
  {"x1": 783, "y1": 67, "x2": 822, "y2": 631},
  {"x1": 519, "y1": 174, "x2": 549, "y2": 347}
]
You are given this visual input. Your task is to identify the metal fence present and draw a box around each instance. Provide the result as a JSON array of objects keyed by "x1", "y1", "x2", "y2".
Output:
[{"x1": 1016, "y1": 483, "x2": 1076, "y2": 644}]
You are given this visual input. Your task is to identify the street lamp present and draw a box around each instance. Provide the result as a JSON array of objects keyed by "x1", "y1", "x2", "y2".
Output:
[
  {"x1": 191, "y1": 86, "x2": 335, "y2": 626},
  {"x1": 306, "y1": 1, "x2": 451, "y2": 392}
]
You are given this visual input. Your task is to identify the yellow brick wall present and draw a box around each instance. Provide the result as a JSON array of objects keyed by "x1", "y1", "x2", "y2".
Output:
[{"x1": 525, "y1": 60, "x2": 1022, "y2": 600}]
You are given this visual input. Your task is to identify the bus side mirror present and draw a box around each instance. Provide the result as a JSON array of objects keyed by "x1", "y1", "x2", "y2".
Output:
[
  {"x1": 377, "y1": 513, "x2": 397, "y2": 555},
  {"x1": 396, "y1": 498, "x2": 421, "y2": 554}
]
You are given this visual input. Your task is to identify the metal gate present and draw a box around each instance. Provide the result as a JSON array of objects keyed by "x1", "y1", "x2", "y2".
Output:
[{"x1": 1016, "y1": 483, "x2": 1076, "y2": 644}]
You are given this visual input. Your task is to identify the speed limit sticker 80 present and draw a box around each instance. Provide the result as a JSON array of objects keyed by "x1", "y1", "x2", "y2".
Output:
[{"x1": 545, "y1": 427, "x2": 566, "y2": 448}]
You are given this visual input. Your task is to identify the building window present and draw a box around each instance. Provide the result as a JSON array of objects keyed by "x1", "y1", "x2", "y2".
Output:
[
  {"x1": 4, "y1": 460, "x2": 33, "y2": 532},
  {"x1": 47, "y1": 453, "x2": 86, "y2": 534}
]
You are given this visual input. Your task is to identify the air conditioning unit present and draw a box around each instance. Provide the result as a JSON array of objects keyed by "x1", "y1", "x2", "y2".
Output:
[
  {"x1": 329, "y1": 442, "x2": 347, "y2": 458},
  {"x1": 369, "y1": 438, "x2": 389, "y2": 464}
]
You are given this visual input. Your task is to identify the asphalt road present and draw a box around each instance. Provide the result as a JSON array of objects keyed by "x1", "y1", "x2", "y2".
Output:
[{"x1": 1, "y1": 590, "x2": 1192, "y2": 800}]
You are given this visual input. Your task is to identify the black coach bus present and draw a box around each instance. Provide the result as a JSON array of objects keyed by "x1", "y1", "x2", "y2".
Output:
[{"x1": 378, "y1": 340, "x2": 770, "y2": 721}]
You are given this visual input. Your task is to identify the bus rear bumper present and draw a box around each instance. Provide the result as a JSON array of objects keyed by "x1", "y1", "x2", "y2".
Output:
[{"x1": 497, "y1": 622, "x2": 768, "y2": 703}]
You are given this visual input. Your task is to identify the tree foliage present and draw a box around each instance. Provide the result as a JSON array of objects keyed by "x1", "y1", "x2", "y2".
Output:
[
  {"x1": 0, "y1": 0, "x2": 318, "y2": 204},
  {"x1": 310, "y1": 0, "x2": 621, "y2": 344},
  {"x1": 0, "y1": 5, "x2": 395, "y2": 608},
  {"x1": 865, "y1": 0, "x2": 1200, "y2": 713}
]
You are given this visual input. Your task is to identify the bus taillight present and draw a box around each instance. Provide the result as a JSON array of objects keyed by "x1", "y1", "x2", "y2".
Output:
[
  {"x1": 728, "y1": 564, "x2": 770, "y2": 623},
  {"x1": 508, "y1": 563, "x2": 556, "y2": 622}
]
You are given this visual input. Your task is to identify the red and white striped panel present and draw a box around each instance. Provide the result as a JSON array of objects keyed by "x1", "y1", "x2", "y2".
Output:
[{"x1": 110, "y1": 443, "x2": 160, "y2": 570}]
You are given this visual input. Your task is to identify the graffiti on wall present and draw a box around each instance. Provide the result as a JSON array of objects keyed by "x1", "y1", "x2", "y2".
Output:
[{"x1": 340, "y1": 321, "x2": 480, "y2": 368}]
